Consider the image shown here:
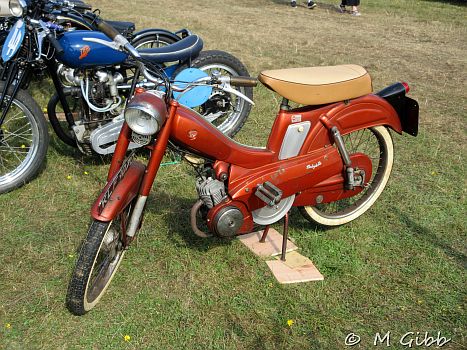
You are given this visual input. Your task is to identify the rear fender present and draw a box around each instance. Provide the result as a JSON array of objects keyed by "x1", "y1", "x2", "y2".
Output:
[
  {"x1": 91, "y1": 161, "x2": 145, "y2": 222},
  {"x1": 304, "y1": 94, "x2": 403, "y2": 153}
]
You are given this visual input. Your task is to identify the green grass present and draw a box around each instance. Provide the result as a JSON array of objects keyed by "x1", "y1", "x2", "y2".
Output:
[{"x1": 1, "y1": 0, "x2": 466, "y2": 349}]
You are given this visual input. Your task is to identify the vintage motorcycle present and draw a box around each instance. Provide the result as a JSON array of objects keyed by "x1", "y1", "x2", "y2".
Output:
[
  {"x1": 66, "y1": 21, "x2": 419, "y2": 315},
  {"x1": 0, "y1": 0, "x2": 252, "y2": 194}
]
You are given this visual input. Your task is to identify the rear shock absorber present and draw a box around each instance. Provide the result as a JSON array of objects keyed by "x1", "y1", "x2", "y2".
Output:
[{"x1": 319, "y1": 115, "x2": 355, "y2": 190}]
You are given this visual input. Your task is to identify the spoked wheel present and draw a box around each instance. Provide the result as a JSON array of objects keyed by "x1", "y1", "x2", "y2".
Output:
[
  {"x1": 175, "y1": 50, "x2": 253, "y2": 137},
  {"x1": 0, "y1": 82, "x2": 49, "y2": 194},
  {"x1": 66, "y1": 202, "x2": 135, "y2": 315},
  {"x1": 300, "y1": 126, "x2": 394, "y2": 226}
]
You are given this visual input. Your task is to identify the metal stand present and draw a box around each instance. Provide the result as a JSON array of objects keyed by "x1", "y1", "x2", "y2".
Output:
[
  {"x1": 256, "y1": 211, "x2": 290, "y2": 261},
  {"x1": 259, "y1": 225, "x2": 270, "y2": 243},
  {"x1": 281, "y1": 212, "x2": 290, "y2": 261}
]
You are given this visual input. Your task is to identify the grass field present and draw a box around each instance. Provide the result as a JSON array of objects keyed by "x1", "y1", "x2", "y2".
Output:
[{"x1": 0, "y1": 0, "x2": 466, "y2": 349}]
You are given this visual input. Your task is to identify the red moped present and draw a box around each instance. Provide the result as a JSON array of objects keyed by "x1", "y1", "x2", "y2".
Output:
[{"x1": 66, "y1": 21, "x2": 419, "y2": 315}]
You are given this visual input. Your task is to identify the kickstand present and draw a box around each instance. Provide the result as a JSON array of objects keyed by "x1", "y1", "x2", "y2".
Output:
[
  {"x1": 259, "y1": 225, "x2": 270, "y2": 243},
  {"x1": 281, "y1": 212, "x2": 290, "y2": 261}
]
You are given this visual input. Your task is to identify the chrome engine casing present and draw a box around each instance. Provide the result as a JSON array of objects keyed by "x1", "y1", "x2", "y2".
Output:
[
  {"x1": 213, "y1": 206, "x2": 244, "y2": 237},
  {"x1": 90, "y1": 114, "x2": 142, "y2": 155}
]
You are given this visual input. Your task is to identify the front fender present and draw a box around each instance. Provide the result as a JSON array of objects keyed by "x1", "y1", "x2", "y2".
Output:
[{"x1": 91, "y1": 161, "x2": 145, "y2": 222}]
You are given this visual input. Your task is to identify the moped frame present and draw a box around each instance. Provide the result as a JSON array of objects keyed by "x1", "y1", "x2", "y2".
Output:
[{"x1": 91, "y1": 91, "x2": 405, "y2": 237}]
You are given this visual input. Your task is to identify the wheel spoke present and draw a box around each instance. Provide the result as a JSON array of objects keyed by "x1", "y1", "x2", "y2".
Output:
[{"x1": 1, "y1": 141, "x2": 24, "y2": 163}]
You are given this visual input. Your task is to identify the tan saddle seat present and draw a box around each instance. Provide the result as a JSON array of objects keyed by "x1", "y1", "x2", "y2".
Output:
[{"x1": 258, "y1": 64, "x2": 372, "y2": 105}]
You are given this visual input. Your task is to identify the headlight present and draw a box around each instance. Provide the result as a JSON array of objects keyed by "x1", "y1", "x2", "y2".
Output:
[
  {"x1": 125, "y1": 105, "x2": 160, "y2": 136},
  {"x1": 9, "y1": 0, "x2": 27, "y2": 17},
  {"x1": 124, "y1": 92, "x2": 168, "y2": 136}
]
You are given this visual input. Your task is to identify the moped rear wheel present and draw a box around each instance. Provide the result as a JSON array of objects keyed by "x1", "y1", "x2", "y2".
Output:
[
  {"x1": 66, "y1": 202, "x2": 135, "y2": 315},
  {"x1": 299, "y1": 126, "x2": 394, "y2": 226}
]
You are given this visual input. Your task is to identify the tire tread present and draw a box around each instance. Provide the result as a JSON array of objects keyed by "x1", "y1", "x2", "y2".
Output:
[{"x1": 66, "y1": 220, "x2": 109, "y2": 316}]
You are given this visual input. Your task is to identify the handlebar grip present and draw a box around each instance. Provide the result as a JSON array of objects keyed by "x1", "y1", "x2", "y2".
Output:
[
  {"x1": 47, "y1": 33, "x2": 64, "y2": 55},
  {"x1": 96, "y1": 19, "x2": 121, "y2": 40},
  {"x1": 75, "y1": 3, "x2": 92, "y2": 10},
  {"x1": 230, "y1": 76, "x2": 257, "y2": 87}
]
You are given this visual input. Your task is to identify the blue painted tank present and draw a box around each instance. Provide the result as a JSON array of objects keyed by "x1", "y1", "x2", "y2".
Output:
[{"x1": 56, "y1": 30, "x2": 128, "y2": 68}]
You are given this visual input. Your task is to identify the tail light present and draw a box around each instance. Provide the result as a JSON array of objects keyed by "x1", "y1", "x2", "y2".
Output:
[{"x1": 401, "y1": 82, "x2": 410, "y2": 94}]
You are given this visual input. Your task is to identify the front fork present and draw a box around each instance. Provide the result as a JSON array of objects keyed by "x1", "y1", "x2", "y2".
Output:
[
  {"x1": 110, "y1": 100, "x2": 180, "y2": 238},
  {"x1": 0, "y1": 63, "x2": 29, "y2": 127}
]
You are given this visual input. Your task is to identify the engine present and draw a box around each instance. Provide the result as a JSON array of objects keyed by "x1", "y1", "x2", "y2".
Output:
[
  {"x1": 57, "y1": 65, "x2": 126, "y2": 154},
  {"x1": 196, "y1": 177, "x2": 244, "y2": 237},
  {"x1": 196, "y1": 177, "x2": 227, "y2": 209}
]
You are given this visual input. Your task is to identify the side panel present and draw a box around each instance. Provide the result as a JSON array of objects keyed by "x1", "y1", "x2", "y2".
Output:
[
  {"x1": 228, "y1": 147, "x2": 343, "y2": 211},
  {"x1": 91, "y1": 161, "x2": 145, "y2": 222}
]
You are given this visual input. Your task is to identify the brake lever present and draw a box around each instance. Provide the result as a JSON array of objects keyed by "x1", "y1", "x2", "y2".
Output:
[{"x1": 217, "y1": 80, "x2": 255, "y2": 106}]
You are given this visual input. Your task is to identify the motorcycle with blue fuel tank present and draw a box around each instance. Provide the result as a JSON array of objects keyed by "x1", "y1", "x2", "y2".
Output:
[{"x1": 0, "y1": 0, "x2": 253, "y2": 194}]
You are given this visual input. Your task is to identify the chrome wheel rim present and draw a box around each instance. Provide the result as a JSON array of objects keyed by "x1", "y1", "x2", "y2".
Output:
[
  {"x1": 305, "y1": 126, "x2": 393, "y2": 222},
  {"x1": 134, "y1": 38, "x2": 173, "y2": 49},
  {"x1": 85, "y1": 222, "x2": 124, "y2": 304},
  {"x1": 195, "y1": 63, "x2": 246, "y2": 135},
  {"x1": 0, "y1": 99, "x2": 40, "y2": 187}
]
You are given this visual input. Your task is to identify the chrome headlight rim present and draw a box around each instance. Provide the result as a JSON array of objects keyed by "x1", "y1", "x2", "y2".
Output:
[
  {"x1": 9, "y1": 0, "x2": 27, "y2": 17},
  {"x1": 124, "y1": 104, "x2": 160, "y2": 136}
]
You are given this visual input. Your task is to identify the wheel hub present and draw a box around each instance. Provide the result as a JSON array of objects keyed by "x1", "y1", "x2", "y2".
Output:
[
  {"x1": 102, "y1": 227, "x2": 119, "y2": 253},
  {"x1": 201, "y1": 92, "x2": 231, "y2": 118}
]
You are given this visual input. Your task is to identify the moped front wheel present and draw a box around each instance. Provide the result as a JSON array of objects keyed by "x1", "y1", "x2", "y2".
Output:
[
  {"x1": 299, "y1": 126, "x2": 394, "y2": 226},
  {"x1": 0, "y1": 82, "x2": 49, "y2": 194},
  {"x1": 66, "y1": 201, "x2": 135, "y2": 315}
]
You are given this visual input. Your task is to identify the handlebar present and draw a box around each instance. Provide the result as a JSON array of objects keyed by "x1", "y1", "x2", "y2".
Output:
[
  {"x1": 91, "y1": 20, "x2": 255, "y2": 103},
  {"x1": 96, "y1": 19, "x2": 121, "y2": 41},
  {"x1": 230, "y1": 76, "x2": 257, "y2": 87},
  {"x1": 68, "y1": 1, "x2": 92, "y2": 11},
  {"x1": 46, "y1": 32, "x2": 64, "y2": 55}
]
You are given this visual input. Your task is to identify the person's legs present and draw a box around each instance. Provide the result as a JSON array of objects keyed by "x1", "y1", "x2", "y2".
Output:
[
  {"x1": 339, "y1": 0, "x2": 347, "y2": 13},
  {"x1": 351, "y1": 5, "x2": 361, "y2": 15},
  {"x1": 307, "y1": 0, "x2": 317, "y2": 9}
]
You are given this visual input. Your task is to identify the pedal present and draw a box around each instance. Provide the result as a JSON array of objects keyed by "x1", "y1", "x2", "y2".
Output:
[{"x1": 255, "y1": 181, "x2": 282, "y2": 207}]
